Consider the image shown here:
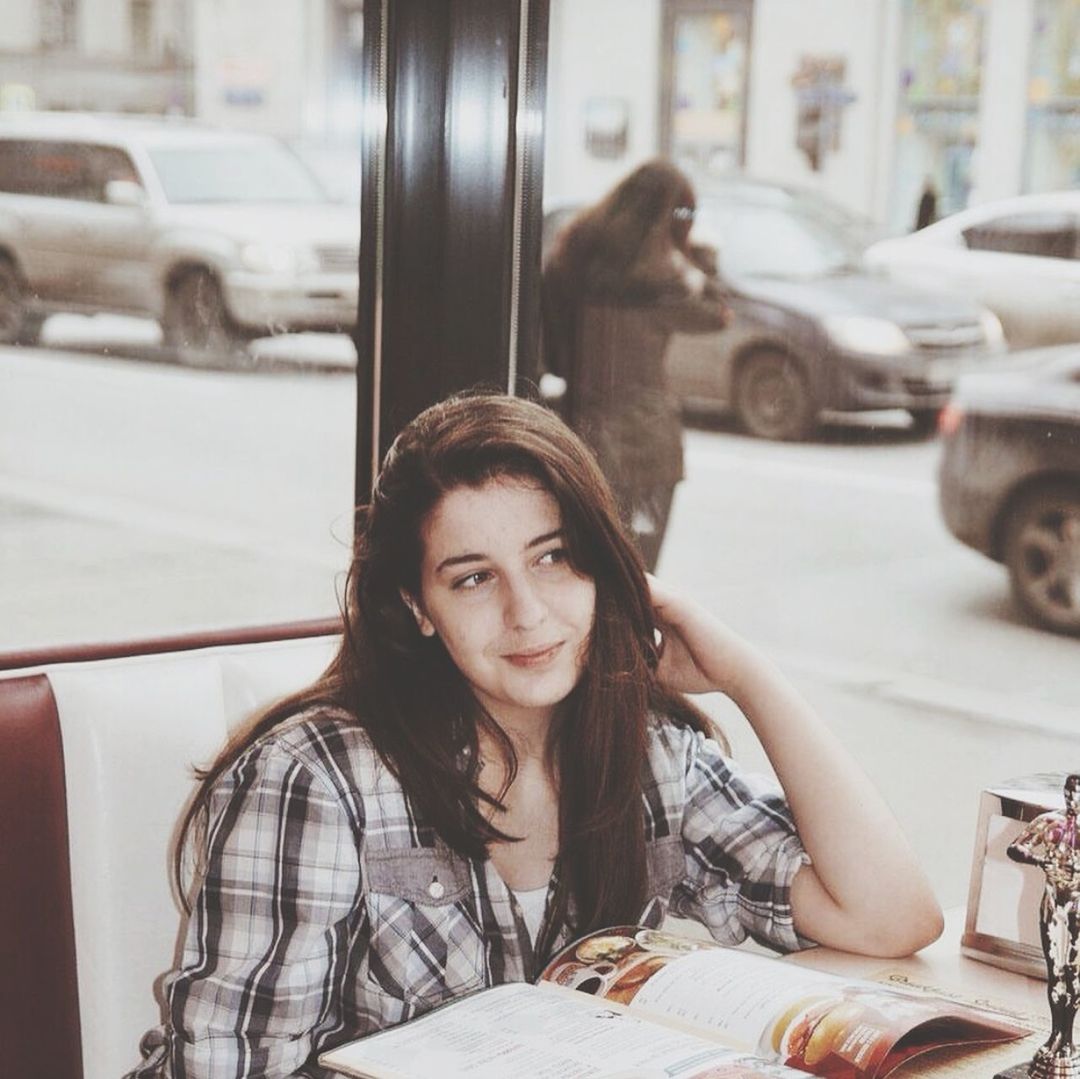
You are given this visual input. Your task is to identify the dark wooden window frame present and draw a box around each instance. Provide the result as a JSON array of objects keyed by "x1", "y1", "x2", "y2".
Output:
[{"x1": 354, "y1": 0, "x2": 550, "y2": 500}]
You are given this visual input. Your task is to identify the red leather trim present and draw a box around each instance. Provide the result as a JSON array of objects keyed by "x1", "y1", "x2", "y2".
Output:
[
  {"x1": 0, "y1": 616, "x2": 344, "y2": 672},
  {"x1": 0, "y1": 675, "x2": 83, "y2": 1079}
]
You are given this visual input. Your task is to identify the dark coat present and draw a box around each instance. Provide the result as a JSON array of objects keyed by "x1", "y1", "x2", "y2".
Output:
[{"x1": 542, "y1": 270, "x2": 729, "y2": 495}]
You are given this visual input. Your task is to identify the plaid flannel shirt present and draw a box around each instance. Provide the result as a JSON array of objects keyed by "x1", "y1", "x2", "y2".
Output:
[{"x1": 125, "y1": 708, "x2": 810, "y2": 1079}]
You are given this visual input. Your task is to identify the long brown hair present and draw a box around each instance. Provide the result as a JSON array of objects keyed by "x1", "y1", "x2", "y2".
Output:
[
  {"x1": 545, "y1": 158, "x2": 698, "y2": 300},
  {"x1": 542, "y1": 160, "x2": 703, "y2": 416},
  {"x1": 175, "y1": 392, "x2": 713, "y2": 958}
]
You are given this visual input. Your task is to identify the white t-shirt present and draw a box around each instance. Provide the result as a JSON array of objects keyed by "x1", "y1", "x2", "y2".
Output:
[{"x1": 511, "y1": 885, "x2": 548, "y2": 945}]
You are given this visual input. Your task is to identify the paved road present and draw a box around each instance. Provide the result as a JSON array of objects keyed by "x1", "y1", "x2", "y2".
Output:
[
  {"x1": 670, "y1": 420, "x2": 1080, "y2": 735},
  {"x1": 3, "y1": 338, "x2": 1077, "y2": 907}
]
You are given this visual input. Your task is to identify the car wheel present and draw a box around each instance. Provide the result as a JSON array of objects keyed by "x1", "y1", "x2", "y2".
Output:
[
  {"x1": 734, "y1": 349, "x2": 816, "y2": 441},
  {"x1": 163, "y1": 269, "x2": 249, "y2": 367},
  {"x1": 908, "y1": 407, "x2": 943, "y2": 438},
  {"x1": 0, "y1": 258, "x2": 38, "y2": 346},
  {"x1": 1003, "y1": 483, "x2": 1080, "y2": 636}
]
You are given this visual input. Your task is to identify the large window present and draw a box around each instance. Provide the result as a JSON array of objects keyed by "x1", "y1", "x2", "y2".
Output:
[
  {"x1": 541, "y1": 0, "x2": 1080, "y2": 918},
  {"x1": 3, "y1": 0, "x2": 1080, "y2": 929},
  {"x1": 1, "y1": 1, "x2": 361, "y2": 651}
]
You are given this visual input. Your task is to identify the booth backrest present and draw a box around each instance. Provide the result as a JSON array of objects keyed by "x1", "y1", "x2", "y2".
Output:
[{"x1": 0, "y1": 631, "x2": 339, "y2": 1079}]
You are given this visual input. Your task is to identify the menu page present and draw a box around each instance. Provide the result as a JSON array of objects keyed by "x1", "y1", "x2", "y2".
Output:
[
  {"x1": 540, "y1": 927, "x2": 1031, "y2": 1078},
  {"x1": 319, "y1": 982, "x2": 809, "y2": 1079}
]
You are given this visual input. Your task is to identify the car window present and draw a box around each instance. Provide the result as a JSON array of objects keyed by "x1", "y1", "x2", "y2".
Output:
[
  {"x1": 146, "y1": 141, "x2": 329, "y2": 204},
  {"x1": 0, "y1": 140, "x2": 98, "y2": 201},
  {"x1": 693, "y1": 201, "x2": 860, "y2": 278},
  {"x1": 87, "y1": 145, "x2": 143, "y2": 198},
  {"x1": 0, "y1": 140, "x2": 36, "y2": 194},
  {"x1": 962, "y1": 211, "x2": 1080, "y2": 260}
]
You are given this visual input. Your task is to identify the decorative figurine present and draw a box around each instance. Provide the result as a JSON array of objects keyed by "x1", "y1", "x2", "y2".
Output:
[{"x1": 999, "y1": 774, "x2": 1080, "y2": 1079}]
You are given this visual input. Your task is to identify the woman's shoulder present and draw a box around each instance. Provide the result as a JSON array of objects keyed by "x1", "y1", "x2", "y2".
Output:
[
  {"x1": 232, "y1": 705, "x2": 391, "y2": 804},
  {"x1": 644, "y1": 714, "x2": 726, "y2": 782}
]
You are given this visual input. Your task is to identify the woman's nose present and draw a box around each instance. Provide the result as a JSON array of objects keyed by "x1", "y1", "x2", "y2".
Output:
[{"x1": 503, "y1": 575, "x2": 546, "y2": 629}]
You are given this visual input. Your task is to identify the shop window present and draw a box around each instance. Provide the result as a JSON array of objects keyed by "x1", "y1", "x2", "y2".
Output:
[
  {"x1": 1024, "y1": 0, "x2": 1080, "y2": 193},
  {"x1": 661, "y1": 0, "x2": 752, "y2": 175},
  {"x1": 39, "y1": 0, "x2": 78, "y2": 50},
  {"x1": 131, "y1": 0, "x2": 153, "y2": 60},
  {"x1": 891, "y1": 0, "x2": 987, "y2": 231}
]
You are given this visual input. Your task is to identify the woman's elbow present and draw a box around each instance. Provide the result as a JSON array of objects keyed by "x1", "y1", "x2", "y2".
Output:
[{"x1": 865, "y1": 898, "x2": 945, "y2": 958}]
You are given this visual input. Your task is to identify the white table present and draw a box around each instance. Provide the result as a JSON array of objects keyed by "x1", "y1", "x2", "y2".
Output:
[{"x1": 784, "y1": 908, "x2": 1047, "y2": 1077}]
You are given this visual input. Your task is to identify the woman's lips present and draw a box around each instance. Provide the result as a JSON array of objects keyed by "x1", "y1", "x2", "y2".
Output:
[{"x1": 503, "y1": 642, "x2": 563, "y2": 668}]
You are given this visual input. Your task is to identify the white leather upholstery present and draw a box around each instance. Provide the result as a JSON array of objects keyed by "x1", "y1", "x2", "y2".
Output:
[{"x1": 46, "y1": 634, "x2": 338, "y2": 1079}]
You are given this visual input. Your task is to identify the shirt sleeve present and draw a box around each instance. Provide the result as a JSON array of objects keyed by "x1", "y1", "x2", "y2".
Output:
[
  {"x1": 651, "y1": 278, "x2": 730, "y2": 334},
  {"x1": 162, "y1": 739, "x2": 363, "y2": 1078},
  {"x1": 670, "y1": 728, "x2": 814, "y2": 954}
]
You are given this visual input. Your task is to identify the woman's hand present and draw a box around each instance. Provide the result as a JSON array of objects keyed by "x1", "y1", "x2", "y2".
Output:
[
  {"x1": 649, "y1": 575, "x2": 749, "y2": 697},
  {"x1": 649, "y1": 574, "x2": 944, "y2": 958}
]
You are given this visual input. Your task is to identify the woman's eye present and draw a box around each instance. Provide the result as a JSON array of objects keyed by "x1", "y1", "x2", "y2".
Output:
[
  {"x1": 452, "y1": 570, "x2": 491, "y2": 591},
  {"x1": 538, "y1": 547, "x2": 570, "y2": 568}
]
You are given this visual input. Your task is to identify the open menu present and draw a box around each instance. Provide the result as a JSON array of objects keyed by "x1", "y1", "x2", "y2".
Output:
[{"x1": 318, "y1": 925, "x2": 1031, "y2": 1079}]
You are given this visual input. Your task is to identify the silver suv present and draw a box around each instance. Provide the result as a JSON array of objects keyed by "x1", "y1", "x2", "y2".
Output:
[{"x1": 0, "y1": 113, "x2": 359, "y2": 362}]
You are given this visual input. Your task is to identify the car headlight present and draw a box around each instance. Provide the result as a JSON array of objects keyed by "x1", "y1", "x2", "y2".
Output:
[
  {"x1": 239, "y1": 241, "x2": 316, "y2": 275},
  {"x1": 979, "y1": 309, "x2": 1005, "y2": 349},
  {"x1": 823, "y1": 315, "x2": 911, "y2": 356}
]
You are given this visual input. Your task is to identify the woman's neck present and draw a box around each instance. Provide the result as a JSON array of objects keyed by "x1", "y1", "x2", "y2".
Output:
[{"x1": 477, "y1": 710, "x2": 554, "y2": 770}]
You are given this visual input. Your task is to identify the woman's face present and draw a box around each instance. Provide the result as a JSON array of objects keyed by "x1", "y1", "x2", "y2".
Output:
[
  {"x1": 671, "y1": 198, "x2": 695, "y2": 250},
  {"x1": 406, "y1": 476, "x2": 596, "y2": 730}
]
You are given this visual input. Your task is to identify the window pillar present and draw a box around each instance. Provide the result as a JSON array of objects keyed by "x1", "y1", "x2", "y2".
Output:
[{"x1": 355, "y1": 0, "x2": 549, "y2": 499}]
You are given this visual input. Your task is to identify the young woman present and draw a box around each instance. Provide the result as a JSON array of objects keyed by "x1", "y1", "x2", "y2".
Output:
[
  {"x1": 542, "y1": 159, "x2": 729, "y2": 570},
  {"x1": 126, "y1": 393, "x2": 941, "y2": 1078}
]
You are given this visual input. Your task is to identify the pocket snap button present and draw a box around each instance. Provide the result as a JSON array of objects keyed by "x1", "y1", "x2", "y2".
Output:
[{"x1": 428, "y1": 878, "x2": 445, "y2": 900}]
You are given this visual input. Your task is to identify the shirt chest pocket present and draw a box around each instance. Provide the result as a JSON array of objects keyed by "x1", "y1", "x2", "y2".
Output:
[
  {"x1": 363, "y1": 847, "x2": 487, "y2": 1009},
  {"x1": 646, "y1": 835, "x2": 687, "y2": 901}
]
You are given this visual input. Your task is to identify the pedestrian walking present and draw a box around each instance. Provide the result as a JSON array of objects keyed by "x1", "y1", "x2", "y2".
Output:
[{"x1": 542, "y1": 160, "x2": 730, "y2": 570}]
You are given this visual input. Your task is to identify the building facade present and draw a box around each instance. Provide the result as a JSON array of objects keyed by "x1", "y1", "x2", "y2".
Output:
[
  {"x1": 1, "y1": 0, "x2": 1077, "y2": 233},
  {"x1": 544, "y1": 0, "x2": 1080, "y2": 235},
  {"x1": 0, "y1": 0, "x2": 193, "y2": 114}
]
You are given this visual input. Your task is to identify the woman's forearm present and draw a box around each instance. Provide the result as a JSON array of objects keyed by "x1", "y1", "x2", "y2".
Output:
[
  {"x1": 722, "y1": 638, "x2": 943, "y2": 956},
  {"x1": 651, "y1": 582, "x2": 942, "y2": 957}
]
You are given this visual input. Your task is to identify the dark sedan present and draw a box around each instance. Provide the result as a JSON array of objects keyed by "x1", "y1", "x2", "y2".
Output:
[
  {"x1": 939, "y1": 348, "x2": 1080, "y2": 634},
  {"x1": 544, "y1": 179, "x2": 1005, "y2": 440}
]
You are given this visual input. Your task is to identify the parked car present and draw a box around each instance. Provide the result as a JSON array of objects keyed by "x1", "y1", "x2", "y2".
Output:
[
  {"x1": 938, "y1": 347, "x2": 1080, "y2": 635},
  {"x1": 864, "y1": 191, "x2": 1080, "y2": 352},
  {"x1": 545, "y1": 177, "x2": 1005, "y2": 440},
  {"x1": 0, "y1": 112, "x2": 359, "y2": 363}
]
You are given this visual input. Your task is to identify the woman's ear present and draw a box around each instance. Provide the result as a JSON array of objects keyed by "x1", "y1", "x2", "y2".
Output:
[{"x1": 400, "y1": 589, "x2": 436, "y2": 637}]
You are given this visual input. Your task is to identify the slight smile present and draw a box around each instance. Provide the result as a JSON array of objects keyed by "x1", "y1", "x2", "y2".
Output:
[{"x1": 502, "y1": 642, "x2": 564, "y2": 668}]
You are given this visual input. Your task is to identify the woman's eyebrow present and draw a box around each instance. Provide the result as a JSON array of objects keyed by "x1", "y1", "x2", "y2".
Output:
[
  {"x1": 434, "y1": 529, "x2": 564, "y2": 575},
  {"x1": 526, "y1": 529, "x2": 564, "y2": 550},
  {"x1": 435, "y1": 551, "x2": 486, "y2": 574}
]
